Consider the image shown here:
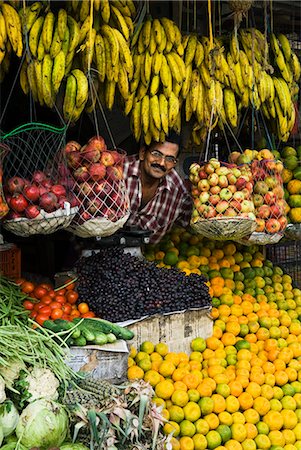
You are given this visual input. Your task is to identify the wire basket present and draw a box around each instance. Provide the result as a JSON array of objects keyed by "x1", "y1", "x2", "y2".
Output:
[
  {"x1": 1, "y1": 123, "x2": 78, "y2": 235},
  {"x1": 191, "y1": 216, "x2": 257, "y2": 241}
]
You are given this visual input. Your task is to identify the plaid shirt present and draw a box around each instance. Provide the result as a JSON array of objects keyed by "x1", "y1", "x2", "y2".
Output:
[{"x1": 123, "y1": 154, "x2": 192, "y2": 243}]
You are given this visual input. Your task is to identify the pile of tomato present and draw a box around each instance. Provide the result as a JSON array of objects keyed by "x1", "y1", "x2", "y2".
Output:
[{"x1": 18, "y1": 279, "x2": 95, "y2": 326}]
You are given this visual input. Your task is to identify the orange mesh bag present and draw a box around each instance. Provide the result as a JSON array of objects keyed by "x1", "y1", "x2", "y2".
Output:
[
  {"x1": 189, "y1": 157, "x2": 257, "y2": 240},
  {"x1": 64, "y1": 136, "x2": 130, "y2": 238}
]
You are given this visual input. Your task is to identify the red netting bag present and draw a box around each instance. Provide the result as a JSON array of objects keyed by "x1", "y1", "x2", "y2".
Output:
[
  {"x1": 64, "y1": 136, "x2": 130, "y2": 238},
  {"x1": 239, "y1": 159, "x2": 287, "y2": 245},
  {"x1": 1, "y1": 123, "x2": 78, "y2": 237},
  {"x1": 0, "y1": 143, "x2": 9, "y2": 220},
  {"x1": 189, "y1": 157, "x2": 257, "y2": 240}
]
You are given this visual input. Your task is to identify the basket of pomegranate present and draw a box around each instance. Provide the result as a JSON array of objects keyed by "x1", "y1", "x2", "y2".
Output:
[
  {"x1": 189, "y1": 158, "x2": 257, "y2": 240},
  {"x1": 229, "y1": 149, "x2": 287, "y2": 245},
  {"x1": 1, "y1": 123, "x2": 78, "y2": 236},
  {"x1": 64, "y1": 135, "x2": 130, "y2": 238}
]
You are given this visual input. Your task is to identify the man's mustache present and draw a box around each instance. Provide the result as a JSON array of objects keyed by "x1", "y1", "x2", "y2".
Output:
[{"x1": 151, "y1": 163, "x2": 166, "y2": 173}]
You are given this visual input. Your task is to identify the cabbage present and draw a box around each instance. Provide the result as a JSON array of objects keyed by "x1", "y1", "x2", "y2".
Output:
[
  {"x1": 0, "y1": 401, "x2": 19, "y2": 437},
  {"x1": 60, "y1": 443, "x2": 90, "y2": 450},
  {"x1": 15, "y1": 399, "x2": 68, "y2": 449},
  {"x1": 0, "y1": 442, "x2": 27, "y2": 450}
]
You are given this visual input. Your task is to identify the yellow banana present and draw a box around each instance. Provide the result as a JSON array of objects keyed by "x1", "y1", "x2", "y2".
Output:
[
  {"x1": 132, "y1": 99, "x2": 142, "y2": 141},
  {"x1": 234, "y1": 61, "x2": 244, "y2": 95},
  {"x1": 273, "y1": 77, "x2": 289, "y2": 115},
  {"x1": 63, "y1": 73, "x2": 77, "y2": 122},
  {"x1": 278, "y1": 33, "x2": 292, "y2": 61},
  {"x1": 113, "y1": 1, "x2": 131, "y2": 17},
  {"x1": 159, "y1": 55, "x2": 171, "y2": 88},
  {"x1": 131, "y1": 22, "x2": 142, "y2": 49},
  {"x1": 190, "y1": 69, "x2": 200, "y2": 112},
  {"x1": 136, "y1": 82, "x2": 148, "y2": 100},
  {"x1": 159, "y1": 93, "x2": 169, "y2": 134},
  {"x1": 20, "y1": 2, "x2": 42, "y2": 34},
  {"x1": 142, "y1": 18, "x2": 152, "y2": 48},
  {"x1": 42, "y1": 11, "x2": 55, "y2": 53},
  {"x1": 58, "y1": 9, "x2": 67, "y2": 41},
  {"x1": 81, "y1": 28, "x2": 96, "y2": 73},
  {"x1": 52, "y1": 49, "x2": 65, "y2": 95},
  {"x1": 168, "y1": 91, "x2": 179, "y2": 127},
  {"x1": 111, "y1": 5, "x2": 130, "y2": 41},
  {"x1": 152, "y1": 18, "x2": 162, "y2": 46},
  {"x1": 94, "y1": 33, "x2": 106, "y2": 82},
  {"x1": 166, "y1": 52, "x2": 183, "y2": 84},
  {"x1": 149, "y1": 27, "x2": 156, "y2": 55},
  {"x1": 37, "y1": 32, "x2": 45, "y2": 61},
  {"x1": 79, "y1": 0, "x2": 90, "y2": 23},
  {"x1": 105, "y1": 80, "x2": 116, "y2": 110},
  {"x1": 152, "y1": 50, "x2": 163, "y2": 75},
  {"x1": 141, "y1": 94, "x2": 150, "y2": 134},
  {"x1": 124, "y1": 91, "x2": 135, "y2": 115},
  {"x1": 1, "y1": 3, "x2": 22, "y2": 57},
  {"x1": 127, "y1": 0, "x2": 136, "y2": 17},
  {"x1": 50, "y1": 23, "x2": 62, "y2": 59},
  {"x1": 100, "y1": 0, "x2": 110, "y2": 24},
  {"x1": 150, "y1": 94, "x2": 161, "y2": 130},
  {"x1": 42, "y1": 54, "x2": 54, "y2": 107},
  {"x1": 123, "y1": 15, "x2": 133, "y2": 37},
  {"x1": 174, "y1": 23, "x2": 182, "y2": 47},
  {"x1": 181, "y1": 63, "x2": 192, "y2": 98},
  {"x1": 61, "y1": 26, "x2": 70, "y2": 57},
  {"x1": 173, "y1": 108, "x2": 181, "y2": 134},
  {"x1": 261, "y1": 102, "x2": 270, "y2": 120},
  {"x1": 149, "y1": 113, "x2": 160, "y2": 142},
  {"x1": 72, "y1": 68, "x2": 88, "y2": 109},
  {"x1": 67, "y1": 15, "x2": 80, "y2": 53},
  {"x1": 118, "y1": 64, "x2": 129, "y2": 100},
  {"x1": 34, "y1": 59, "x2": 44, "y2": 105},
  {"x1": 199, "y1": 64, "x2": 211, "y2": 89},
  {"x1": 195, "y1": 79, "x2": 204, "y2": 125},
  {"x1": 101, "y1": 24, "x2": 119, "y2": 66},
  {"x1": 112, "y1": 28, "x2": 133, "y2": 78},
  {"x1": 94, "y1": 0, "x2": 101, "y2": 12},
  {"x1": 267, "y1": 100, "x2": 276, "y2": 119},
  {"x1": 150, "y1": 74, "x2": 160, "y2": 96},
  {"x1": 229, "y1": 32, "x2": 239, "y2": 63},
  {"x1": 144, "y1": 50, "x2": 152, "y2": 84},
  {"x1": 79, "y1": 16, "x2": 91, "y2": 44},
  {"x1": 0, "y1": 10, "x2": 7, "y2": 48},
  {"x1": 160, "y1": 17, "x2": 175, "y2": 46},
  {"x1": 173, "y1": 79, "x2": 182, "y2": 97},
  {"x1": 65, "y1": 49, "x2": 75, "y2": 75},
  {"x1": 270, "y1": 33, "x2": 280, "y2": 56},
  {"x1": 185, "y1": 34, "x2": 197, "y2": 65},
  {"x1": 27, "y1": 60, "x2": 38, "y2": 101},
  {"x1": 224, "y1": 88, "x2": 238, "y2": 128},
  {"x1": 185, "y1": 91, "x2": 193, "y2": 122},
  {"x1": 194, "y1": 41, "x2": 204, "y2": 68},
  {"x1": 20, "y1": 59, "x2": 29, "y2": 95},
  {"x1": 290, "y1": 52, "x2": 301, "y2": 82}
]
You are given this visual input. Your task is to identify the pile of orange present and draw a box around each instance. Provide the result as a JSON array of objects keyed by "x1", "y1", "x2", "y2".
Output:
[{"x1": 136, "y1": 229, "x2": 301, "y2": 450}]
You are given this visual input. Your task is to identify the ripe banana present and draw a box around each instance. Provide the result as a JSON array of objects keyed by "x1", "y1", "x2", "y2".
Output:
[
  {"x1": 42, "y1": 11, "x2": 55, "y2": 54},
  {"x1": 150, "y1": 94, "x2": 161, "y2": 130},
  {"x1": 42, "y1": 54, "x2": 54, "y2": 107},
  {"x1": 159, "y1": 93, "x2": 169, "y2": 134},
  {"x1": 63, "y1": 73, "x2": 77, "y2": 122},
  {"x1": 2, "y1": 2, "x2": 22, "y2": 57},
  {"x1": 72, "y1": 68, "x2": 88, "y2": 109},
  {"x1": 52, "y1": 49, "x2": 65, "y2": 95},
  {"x1": 58, "y1": 9, "x2": 67, "y2": 41},
  {"x1": 224, "y1": 88, "x2": 237, "y2": 128},
  {"x1": 94, "y1": 33, "x2": 106, "y2": 82},
  {"x1": 141, "y1": 94, "x2": 150, "y2": 134}
]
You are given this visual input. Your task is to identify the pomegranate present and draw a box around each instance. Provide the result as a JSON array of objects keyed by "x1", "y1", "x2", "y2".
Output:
[
  {"x1": 23, "y1": 184, "x2": 40, "y2": 202},
  {"x1": 7, "y1": 176, "x2": 25, "y2": 194},
  {"x1": 25, "y1": 204, "x2": 41, "y2": 219},
  {"x1": 39, "y1": 192, "x2": 58, "y2": 213},
  {"x1": 32, "y1": 170, "x2": 47, "y2": 184},
  {"x1": 10, "y1": 193, "x2": 28, "y2": 212},
  {"x1": 51, "y1": 184, "x2": 66, "y2": 197}
]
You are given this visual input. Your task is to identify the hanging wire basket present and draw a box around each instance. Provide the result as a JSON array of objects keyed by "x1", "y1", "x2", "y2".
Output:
[
  {"x1": 0, "y1": 143, "x2": 10, "y2": 220},
  {"x1": 1, "y1": 123, "x2": 78, "y2": 236}
]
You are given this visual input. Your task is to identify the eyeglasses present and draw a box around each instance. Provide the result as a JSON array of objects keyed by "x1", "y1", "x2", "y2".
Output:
[{"x1": 149, "y1": 150, "x2": 178, "y2": 165}]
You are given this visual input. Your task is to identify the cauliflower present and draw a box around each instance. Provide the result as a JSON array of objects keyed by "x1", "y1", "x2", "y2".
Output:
[
  {"x1": 25, "y1": 367, "x2": 60, "y2": 403},
  {"x1": 0, "y1": 359, "x2": 25, "y2": 388},
  {"x1": 0, "y1": 376, "x2": 6, "y2": 404}
]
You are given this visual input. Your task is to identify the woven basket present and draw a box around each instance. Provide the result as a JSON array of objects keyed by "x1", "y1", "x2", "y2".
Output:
[
  {"x1": 191, "y1": 217, "x2": 257, "y2": 241},
  {"x1": 236, "y1": 231, "x2": 284, "y2": 246},
  {"x1": 67, "y1": 212, "x2": 130, "y2": 238}
]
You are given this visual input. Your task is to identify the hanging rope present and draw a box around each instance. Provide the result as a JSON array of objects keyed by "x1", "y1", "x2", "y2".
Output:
[
  {"x1": 218, "y1": 0, "x2": 222, "y2": 36},
  {"x1": 207, "y1": 0, "x2": 213, "y2": 50},
  {"x1": 270, "y1": 0, "x2": 273, "y2": 33},
  {"x1": 186, "y1": 0, "x2": 189, "y2": 33},
  {"x1": 87, "y1": 0, "x2": 94, "y2": 73},
  {"x1": 193, "y1": 0, "x2": 196, "y2": 31},
  {"x1": 179, "y1": 0, "x2": 183, "y2": 32}
]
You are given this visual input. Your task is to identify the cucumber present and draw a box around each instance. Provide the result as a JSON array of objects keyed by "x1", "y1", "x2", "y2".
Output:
[
  {"x1": 72, "y1": 318, "x2": 134, "y2": 340},
  {"x1": 81, "y1": 328, "x2": 96, "y2": 342},
  {"x1": 74, "y1": 335, "x2": 87, "y2": 346},
  {"x1": 43, "y1": 320, "x2": 62, "y2": 333},
  {"x1": 93, "y1": 332, "x2": 108, "y2": 345},
  {"x1": 53, "y1": 319, "x2": 74, "y2": 331},
  {"x1": 106, "y1": 333, "x2": 117, "y2": 343}
]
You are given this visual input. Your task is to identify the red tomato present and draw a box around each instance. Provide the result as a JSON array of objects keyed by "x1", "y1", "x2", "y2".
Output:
[
  {"x1": 82, "y1": 311, "x2": 96, "y2": 318},
  {"x1": 78, "y1": 302, "x2": 89, "y2": 314},
  {"x1": 40, "y1": 283, "x2": 52, "y2": 291},
  {"x1": 40, "y1": 295, "x2": 52, "y2": 305},
  {"x1": 48, "y1": 290, "x2": 56, "y2": 298},
  {"x1": 66, "y1": 281, "x2": 76, "y2": 291},
  {"x1": 61, "y1": 314, "x2": 71, "y2": 321},
  {"x1": 35, "y1": 314, "x2": 49, "y2": 326},
  {"x1": 55, "y1": 295, "x2": 66, "y2": 304},
  {"x1": 55, "y1": 288, "x2": 66, "y2": 296},
  {"x1": 62, "y1": 304, "x2": 72, "y2": 314},
  {"x1": 33, "y1": 302, "x2": 44, "y2": 312},
  {"x1": 15, "y1": 277, "x2": 25, "y2": 285},
  {"x1": 21, "y1": 281, "x2": 35, "y2": 294},
  {"x1": 49, "y1": 301, "x2": 62, "y2": 310},
  {"x1": 30, "y1": 311, "x2": 37, "y2": 319},
  {"x1": 39, "y1": 306, "x2": 51, "y2": 316},
  {"x1": 33, "y1": 286, "x2": 48, "y2": 299},
  {"x1": 66, "y1": 290, "x2": 78, "y2": 304},
  {"x1": 51, "y1": 308, "x2": 63, "y2": 320},
  {"x1": 70, "y1": 309, "x2": 80, "y2": 318},
  {"x1": 23, "y1": 300, "x2": 34, "y2": 310}
]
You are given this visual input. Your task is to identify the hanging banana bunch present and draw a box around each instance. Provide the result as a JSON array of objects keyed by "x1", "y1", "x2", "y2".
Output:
[
  {"x1": 0, "y1": 1, "x2": 22, "y2": 83},
  {"x1": 124, "y1": 16, "x2": 185, "y2": 144}
]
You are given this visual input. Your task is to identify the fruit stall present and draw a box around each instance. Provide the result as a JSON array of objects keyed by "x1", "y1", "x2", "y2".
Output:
[{"x1": 1, "y1": 0, "x2": 301, "y2": 450}]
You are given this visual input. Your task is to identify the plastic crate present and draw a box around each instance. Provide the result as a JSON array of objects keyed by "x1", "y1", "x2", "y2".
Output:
[
  {"x1": 266, "y1": 240, "x2": 301, "y2": 288},
  {"x1": 0, "y1": 243, "x2": 21, "y2": 279}
]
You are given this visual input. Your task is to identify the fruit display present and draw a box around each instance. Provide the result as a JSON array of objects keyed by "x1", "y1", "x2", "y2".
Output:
[
  {"x1": 63, "y1": 136, "x2": 130, "y2": 235},
  {"x1": 141, "y1": 228, "x2": 301, "y2": 449},
  {"x1": 75, "y1": 247, "x2": 212, "y2": 323},
  {"x1": 189, "y1": 157, "x2": 256, "y2": 240},
  {"x1": 229, "y1": 149, "x2": 287, "y2": 239},
  {"x1": 277, "y1": 145, "x2": 301, "y2": 226}
]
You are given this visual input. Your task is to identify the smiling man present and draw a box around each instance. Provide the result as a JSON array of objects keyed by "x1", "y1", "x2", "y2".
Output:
[{"x1": 123, "y1": 132, "x2": 192, "y2": 243}]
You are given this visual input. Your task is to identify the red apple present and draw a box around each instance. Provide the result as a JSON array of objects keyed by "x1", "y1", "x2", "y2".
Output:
[
  {"x1": 190, "y1": 163, "x2": 201, "y2": 176},
  {"x1": 257, "y1": 204, "x2": 271, "y2": 219},
  {"x1": 220, "y1": 188, "x2": 232, "y2": 201},
  {"x1": 235, "y1": 177, "x2": 247, "y2": 190},
  {"x1": 74, "y1": 166, "x2": 89, "y2": 182},
  {"x1": 233, "y1": 191, "x2": 245, "y2": 202},
  {"x1": 227, "y1": 173, "x2": 237, "y2": 185},
  {"x1": 110, "y1": 150, "x2": 124, "y2": 165},
  {"x1": 100, "y1": 151, "x2": 115, "y2": 167},
  {"x1": 230, "y1": 200, "x2": 242, "y2": 212},
  {"x1": 7, "y1": 176, "x2": 25, "y2": 194},
  {"x1": 94, "y1": 180, "x2": 113, "y2": 198},
  {"x1": 106, "y1": 165, "x2": 123, "y2": 181},
  {"x1": 204, "y1": 162, "x2": 215, "y2": 175},
  {"x1": 198, "y1": 179, "x2": 210, "y2": 192},
  {"x1": 23, "y1": 184, "x2": 40, "y2": 202},
  {"x1": 89, "y1": 163, "x2": 106, "y2": 181},
  {"x1": 210, "y1": 185, "x2": 221, "y2": 195},
  {"x1": 241, "y1": 200, "x2": 254, "y2": 213},
  {"x1": 266, "y1": 218, "x2": 281, "y2": 233},
  {"x1": 199, "y1": 191, "x2": 210, "y2": 203},
  {"x1": 208, "y1": 173, "x2": 219, "y2": 186},
  {"x1": 87, "y1": 135, "x2": 107, "y2": 152},
  {"x1": 264, "y1": 192, "x2": 277, "y2": 205},
  {"x1": 191, "y1": 188, "x2": 199, "y2": 197},
  {"x1": 39, "y1": 186, "x2": 48, "y2": 196},
  {"x1": 253, "y1": 194, "x2": 264, "y2": 207},
  {"x1": 203, "y1": 205, "x2": 217, "y2": 218},
  {"x1": 216, "y1": 200, "x2": 229, "y2": 214},
  {"x1": 41, "y1": 178, "x2": 53, "y2": 189},
  {"x1": 67, "y1": 151, "x2": 82, "y2": 169},
  {"x1": 256, "y1": 218, "x2": 265, "y2": 232},
  {"x1": 80, "y1": 144, "x2": 101, "y2": 163},
  {"x1": 87, "y1": 197, "x2": 103, "y2": 214},
  {"x1": 278, "y1": 216, "x2": 288, "y2": 231},
  {"x1": 273, "y1": 186, "x2": 284, "y2": 199},
  {"x1": 199, "y1": 170, "x2": 207, "y2": 180},
  {"x1": 224, "y1": 207, "x2": 237, "y2": 217},
  {"x1": 64, "y1": 140, "x2": 81, "y2": 154},
  {"x1": 254, "y1": 181, "x2": 269, "y2": 195},
  {"x1": 7, "y1": 210, "x2": 23, "y2": 220},
  {"x1": 79, "y1": 181, "x2": 94, "y2": 197},
  {"x1": 209, "y1": 194, "x2": 220, "y2": 206},
  {"x1": 270, "y1": 204, "x2": 282, "y2": 218},
  {"x1": 228, "y1": 185, "x2": 237, "y2": 194},
  {"x1": 218, "y1": 175, "x2": 228, "y2": 188}
]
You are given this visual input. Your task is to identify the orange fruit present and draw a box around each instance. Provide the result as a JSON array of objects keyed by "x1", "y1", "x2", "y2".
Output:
[
  {"x1": 127, "y1": 366, "x2": 144, "y2": 380},
  {"x1": 155, "y1": 380, "x2": 174, "y2": 399}
]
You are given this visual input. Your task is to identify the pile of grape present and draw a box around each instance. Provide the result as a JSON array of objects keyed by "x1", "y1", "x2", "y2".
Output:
[{"x1": 76, "y1": 247, "x2": 211, "y2": 322}]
